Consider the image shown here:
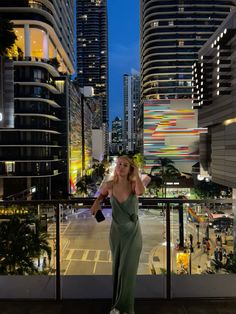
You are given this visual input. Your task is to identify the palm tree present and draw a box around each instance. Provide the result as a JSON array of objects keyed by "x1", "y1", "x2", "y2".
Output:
[
  {"x1": 76, "y1": 175, "x2": 92, "y2": 196},
  {"x1": 151, "y1": 157, "x2": 180, "y2": 197},
  {"x1": 0, "y1": 216, "x2": 51, "y2": 275},
  {"x1": 133, "y1": 153, "x2": 144, "y2": 169},
  {"x1": 0, "y1": 18, "x2": 17, "y2": 56},
  {"x1": 32, "y1": 221, "x2": 52, "y2": 268}
]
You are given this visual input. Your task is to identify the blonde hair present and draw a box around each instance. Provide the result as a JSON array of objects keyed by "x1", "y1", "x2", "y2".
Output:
[{"x1": 113, "y1": 155, "x2": 136, "y2": 182}]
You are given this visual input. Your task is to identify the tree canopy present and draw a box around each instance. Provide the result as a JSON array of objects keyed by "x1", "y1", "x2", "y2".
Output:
[
  {"x1": 0, "y1": 216, "x2": 51, "y2": 275},
  {"x1": 150, "y1": 157, "x2": 180, "y2": 197},
  {"x1": 0, "y1": 18, "x2": 17, "y2": 56}
]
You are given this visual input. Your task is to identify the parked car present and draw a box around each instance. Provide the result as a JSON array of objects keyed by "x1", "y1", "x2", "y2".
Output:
[{"x1": 209, "y1": 217, "x2": 233, "y2": 232}]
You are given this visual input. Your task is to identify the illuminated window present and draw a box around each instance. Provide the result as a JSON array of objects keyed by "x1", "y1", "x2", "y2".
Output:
[
  {"x1": 5, "y1": 162, "x2": 15, "y2": 174},
  {"x1": 30, "y1": 28, "x2": 46, "y2": 58},
  {"x1": 151, "y1": 21, "x2": 159, "y2": 28},
  {"x1": 15, "y1": 28, "x2": 24, "y2": 55},
  {"x1": 178, "y1": 40, "x2": 184, "y2": 46},
  {"x1": 80, "y1": 15, "x2": 87, "y2": 21},
  {"x1": 49, "y1": 38, "x2": 56, "y2": 59}
]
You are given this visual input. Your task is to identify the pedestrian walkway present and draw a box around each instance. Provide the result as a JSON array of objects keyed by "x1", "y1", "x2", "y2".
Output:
[{"x1": 1, "y1": 298, "x2": 236, "y2": 314}]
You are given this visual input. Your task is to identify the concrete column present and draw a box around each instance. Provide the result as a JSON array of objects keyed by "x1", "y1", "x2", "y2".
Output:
[
  {"x1": 43, "y1": 31, "x2": 49, "y2": 59},
  {"x1": 24, "y1": 24, "x2": 31, "y2": 57}
]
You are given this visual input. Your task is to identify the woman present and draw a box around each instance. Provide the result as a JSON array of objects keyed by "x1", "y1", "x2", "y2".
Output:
[{"x1": 91, "y1": 155, "x2": 146, "y2": 314}]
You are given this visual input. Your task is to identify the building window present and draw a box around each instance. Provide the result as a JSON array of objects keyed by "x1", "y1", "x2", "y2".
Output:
[
  {"x1": 5, "y1": 161, "x2": 15, "y2": 175},
  {"x1": 151, "y1": 21, "x2": 159, "y2": 28},
  {"x1": 178, "y1": 40, "x2": 184, "y2": 46}
]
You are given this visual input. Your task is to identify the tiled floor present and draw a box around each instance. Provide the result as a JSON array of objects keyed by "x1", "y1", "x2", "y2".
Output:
[{"x1": 1, "y1": 299, "x2": 236, "y2": 314}]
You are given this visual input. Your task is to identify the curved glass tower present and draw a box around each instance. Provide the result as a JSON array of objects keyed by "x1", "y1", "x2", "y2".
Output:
[
  {"x1": 0, "y1": 0, "x2": 75, "y2": 199},
  {"x1": 141, "y1": 0, "x2": 236, "y2": 100}
]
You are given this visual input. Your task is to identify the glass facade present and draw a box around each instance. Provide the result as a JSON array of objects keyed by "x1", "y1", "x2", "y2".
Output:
[
  {"x1": 0, "y1": 1, "x2": 75, "y2": 199},
  {"x1": 76, "y1": 0, "x2": 109, "y2": 152},
  {"x1": 141, "y1": 0, "x2": 235, "y2": 100},
  {"x1": 123, "y1": 74, "x2": 140, "y2": 153}
]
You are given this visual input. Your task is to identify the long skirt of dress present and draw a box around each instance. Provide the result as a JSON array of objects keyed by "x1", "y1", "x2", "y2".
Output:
[{"x1": 109, "y1": 194, "x2": 142, "y2": 314}]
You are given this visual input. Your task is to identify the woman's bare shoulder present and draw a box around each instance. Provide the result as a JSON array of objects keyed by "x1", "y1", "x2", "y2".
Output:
[{"x1": 104, "y1": 180, "x2": 114, "y2": 189}]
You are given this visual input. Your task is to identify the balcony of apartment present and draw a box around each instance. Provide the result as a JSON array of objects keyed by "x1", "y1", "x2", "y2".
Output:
[
  {"x1": 14, "y1": 81, "x2": 61, "y2": 94},
  {"x1": 13, "y1": 57, "x2": 61, "y2": 77},
  {"x1": 28, "y1": 0, "x2": 53, "y2": 16},
  {"x1": 15, "y1": 97, "x2": 61, "y2": 108},
  {"x1": 0, "y1": 138, "x2": 60, "y2": 147},
  {"x1": 0, "y1": 147, "x2": 61, "y2": 161},
  {"x1": 0, "y1": 160, "x2": 62, "y2": 177},
  {"x1": 0, "y1": 197, "x2": 236, "y2": 314},
  {"x1": 0, "y1": 170, "x2": 61, "y2": 178}
]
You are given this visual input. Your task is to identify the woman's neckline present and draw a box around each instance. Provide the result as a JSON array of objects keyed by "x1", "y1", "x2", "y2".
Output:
[{"x1": 111, "y1": 193, "x2": 133, "y2": 205}]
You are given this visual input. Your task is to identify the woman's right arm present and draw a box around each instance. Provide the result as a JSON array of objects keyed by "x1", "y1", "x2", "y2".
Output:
[{"x1": 90, "y1": 183, "x2": 109, "y2": 215}]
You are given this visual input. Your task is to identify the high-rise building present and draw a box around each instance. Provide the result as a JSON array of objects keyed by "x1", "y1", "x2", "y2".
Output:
[
  {"x1": 192, "y1": 8, "x2": 236, "y2": 189},
  {"x1": 76, "y1": 0, "x2": 109, "y2": 153},
  {"x1": 140, "y1": 0, "x2": 235, "y2": 172},
  {"x1": 123, "y1": 73, "x2": 140, "y2": 153},
  {"x1": 111, "y1": 116, "x2": 123, "y2": 154},
  {"x1": 0, "y1": 0, "x2": 75, "y2": 199}
]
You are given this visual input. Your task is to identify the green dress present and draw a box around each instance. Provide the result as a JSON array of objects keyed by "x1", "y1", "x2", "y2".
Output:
[{"x1": 110, "y1": 193, "x2": 142, "y2": 314}]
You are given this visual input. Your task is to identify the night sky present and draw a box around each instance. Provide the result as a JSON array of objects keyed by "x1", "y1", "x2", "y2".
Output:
[{"x1": 108, "y1": 0, "x2": 140, "y2": 127}]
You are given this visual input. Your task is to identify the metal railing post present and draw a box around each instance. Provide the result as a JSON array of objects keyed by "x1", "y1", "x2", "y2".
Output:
[
  {"x1": 178, "y1": 203, "x2": 184, "y2": 249},
  {"x1": 56, "y1": 203, "x2": 61, "y2": 301},
  {"x1": 166, "y1": 202, "x2": 171, "y2": 300}
]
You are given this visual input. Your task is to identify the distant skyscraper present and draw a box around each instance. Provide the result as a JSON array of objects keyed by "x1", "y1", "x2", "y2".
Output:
[
  {"x1": 111, "y1": 117, "x2": 123, "y2": 154},
  {"x1": 140, "y1": 0, "x2": 235, "y2": 172},
  {"x1": 123, "y1": 73, "x2": 140, "y2": 153},
  {"x1": 0, "y1": 0, "x2": 75, "y2": 199},
  {"x1": 76, "y1": 0, "x2": 109, "y2": 153}
]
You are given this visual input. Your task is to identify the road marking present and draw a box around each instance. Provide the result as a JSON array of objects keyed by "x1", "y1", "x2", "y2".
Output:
[
  {"x1": 62, "y1": 241, "x2": 70, "y2": 256},
  {"x1": 81, "y1": 249, "x2": 89, "y2": 261},
  {"x1": 66, "y1": 249, "x2": 74, "y2": 260},
  {"x1": 62, "y1": 222, "x2": 71, "y2": 234},
  {"x1": 93, "y1": 250, "x2": 100, "y2": 273},
  {"x1": 64, "y1": 260, "x2": 71, "y2": 275},
  {"x1": 63, "y1": 248, "x2": 112, "y2": 264},
  {"x1": 108, "y1": 250, "x2": 112, "y2": 262}
]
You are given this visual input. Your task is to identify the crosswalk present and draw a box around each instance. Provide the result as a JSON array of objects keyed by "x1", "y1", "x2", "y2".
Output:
[
  {"x1": 48, "y1": 222, "x2": 71, "y2": 236},
  {"x1": 64, "y1": 248, "x2": 112, "y2": 263}
]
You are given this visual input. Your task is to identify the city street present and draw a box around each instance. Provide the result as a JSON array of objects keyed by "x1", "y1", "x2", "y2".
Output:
[{"x1": 47, "y1": 207, "x2": 224, "y2": 275}]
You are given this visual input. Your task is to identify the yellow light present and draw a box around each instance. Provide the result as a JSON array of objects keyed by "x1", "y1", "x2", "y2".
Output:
[{"x1": 224, "y1": 117, "x2": 236, "y2": 126}]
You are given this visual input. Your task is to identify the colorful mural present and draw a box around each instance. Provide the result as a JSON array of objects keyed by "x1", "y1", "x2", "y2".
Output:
[{"x1": 143, "y1": 100, "x2": 207, "y2": 171}]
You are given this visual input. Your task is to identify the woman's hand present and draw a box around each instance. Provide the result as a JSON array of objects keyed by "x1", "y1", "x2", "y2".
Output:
[
  {"x1": 90, "y1": 202, "x2": 99, "y2": 215},
  {"x1": 90, "y1": 189, "x2": 108, "y2": 216}
]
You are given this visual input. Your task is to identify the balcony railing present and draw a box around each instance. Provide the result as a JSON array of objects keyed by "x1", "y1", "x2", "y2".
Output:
[{"x1": 0, "y1": 198, "x2": 235, "y2": 300}]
